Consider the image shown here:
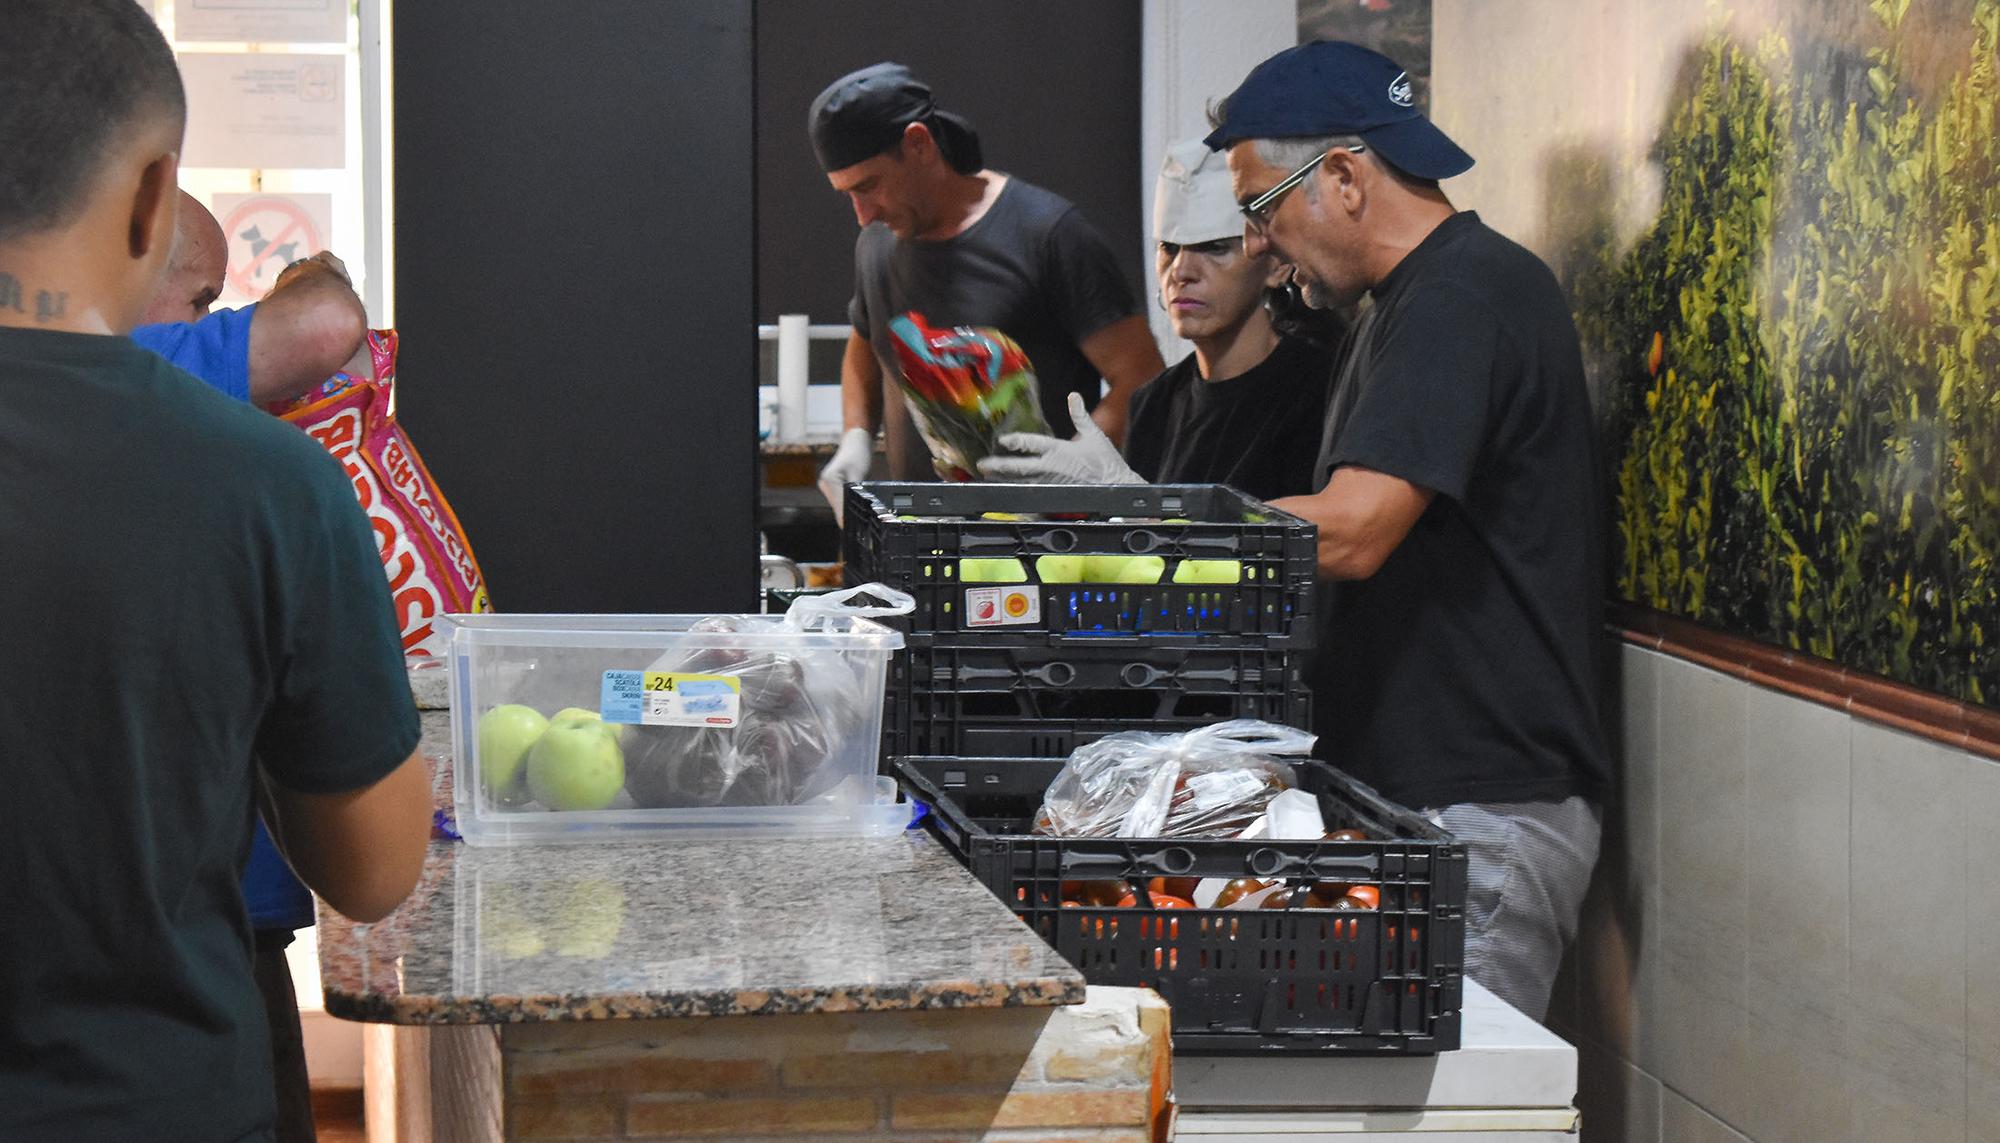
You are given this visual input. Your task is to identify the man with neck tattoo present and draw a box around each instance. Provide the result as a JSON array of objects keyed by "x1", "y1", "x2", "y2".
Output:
[{"x1": 0, "y1": 4, "x2": 431, "y2": 1137}]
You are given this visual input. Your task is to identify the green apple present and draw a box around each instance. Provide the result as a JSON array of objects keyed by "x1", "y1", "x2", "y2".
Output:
[
  {"x1": 1084, "y1": 554, "x2": 1164, "y2": 583},
  {"x1": 959, "y1": 557, "x2": 1027, "y2": 582},
  {"x1": 1035, "y1": 554, "x2": 1086, "y2": 583},
  {"x1": 478, "y1": 704, "x2": 548, "y2": 806},
  {"x1": 525, "y1": 719, "x2": 626, "y2": 811},
  {"x1": 550, "y1": 706, "x2": 627, "y2": 744},
  {"x1": 1172, "y1": 559, "x2": 1243, "y2": 585}
]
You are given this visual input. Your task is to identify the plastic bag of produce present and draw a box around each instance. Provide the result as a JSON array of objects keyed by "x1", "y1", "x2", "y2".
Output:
[
  {"x1": 887, "y1": 312, "x2": 1050, "y2": 480},
  {"x1": 622, "y1": 586, "x2": 912, "y2": 809},
  {"x1": 266, "y1": 329, "x2": 492, "y2": 658},
  {"x1": 1032, "y1": 720, "x2": 1313, "y2": 839}
]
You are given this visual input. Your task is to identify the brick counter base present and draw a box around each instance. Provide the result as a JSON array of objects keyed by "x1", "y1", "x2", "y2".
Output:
[{"x1": 363, "y1": 986, "x2": 1171, "y2": 1142}]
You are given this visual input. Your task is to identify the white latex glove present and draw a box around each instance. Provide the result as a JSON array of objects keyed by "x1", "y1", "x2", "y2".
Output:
[
  {"x1": 817, "y1": 426, "x2": 875, "y2": 523},
  {"x1": 978, "y1": 392, "x2": 1143, "y2": 484}
]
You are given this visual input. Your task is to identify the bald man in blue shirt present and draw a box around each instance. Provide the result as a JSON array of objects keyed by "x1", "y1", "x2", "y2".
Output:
[{"x1": 132, "y1": 190, "x2": 366, "y2": 407}]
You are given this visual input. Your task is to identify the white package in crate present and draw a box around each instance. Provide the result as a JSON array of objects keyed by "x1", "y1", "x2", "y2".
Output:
[{"x1": 446, "y1": 587, "x2": 909, "y2": 845}]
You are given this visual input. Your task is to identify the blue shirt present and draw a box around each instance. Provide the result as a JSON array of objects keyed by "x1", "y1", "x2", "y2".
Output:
[
  {"x1": 131, "y1": 304, "x2": 318, "y2": 933},
  {"x1": 130, "y1": 304, "x2": 257, "y2": 404}
]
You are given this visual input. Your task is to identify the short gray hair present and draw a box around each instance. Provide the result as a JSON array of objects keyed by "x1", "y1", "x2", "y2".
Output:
[
  {"x1": 1252, "y1": 135, "x2": 1363, "y2": 171},
  {"x1": 1258, "y1": 134, "x2": 1439, "y2": 192}
]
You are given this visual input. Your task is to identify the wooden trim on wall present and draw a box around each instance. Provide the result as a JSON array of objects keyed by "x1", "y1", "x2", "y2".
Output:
[{"x1": 1610, "y1": 602, "x2": 2000, "y2": 762}]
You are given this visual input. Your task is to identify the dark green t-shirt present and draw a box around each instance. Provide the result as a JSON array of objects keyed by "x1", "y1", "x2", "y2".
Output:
[{"x1": 0, "y1": 327, "x2": 420, "y2": 1141}]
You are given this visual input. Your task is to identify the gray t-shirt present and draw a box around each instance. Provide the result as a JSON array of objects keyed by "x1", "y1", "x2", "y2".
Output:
[{"x1": 849, "y1": 175, "x2": 1141, "y2": 478}]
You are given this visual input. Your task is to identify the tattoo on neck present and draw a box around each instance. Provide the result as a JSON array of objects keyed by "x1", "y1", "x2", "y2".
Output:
[{"x1": 0, "y1": 272, "x2": 67, "y2": 322}]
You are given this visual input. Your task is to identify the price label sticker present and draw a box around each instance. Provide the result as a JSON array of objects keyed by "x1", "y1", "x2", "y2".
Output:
[{"x1": 600, "y1": 671, "x2": 741, "y2": 727}]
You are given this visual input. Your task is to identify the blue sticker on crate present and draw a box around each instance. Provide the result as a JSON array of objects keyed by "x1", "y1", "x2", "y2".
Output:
[{"x1": 600, "y1": 670, "x2": 742, "y2": 727}]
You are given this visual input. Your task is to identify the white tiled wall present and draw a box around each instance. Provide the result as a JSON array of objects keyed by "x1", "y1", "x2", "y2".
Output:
[{"x1": 1560, "y1": 645, "x2": 1996, "y2": 1143}]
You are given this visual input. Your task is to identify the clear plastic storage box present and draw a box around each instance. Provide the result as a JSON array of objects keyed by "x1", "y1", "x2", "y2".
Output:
[{"x1": 445, "y1": 610, "x2": 905, "y2": 846}]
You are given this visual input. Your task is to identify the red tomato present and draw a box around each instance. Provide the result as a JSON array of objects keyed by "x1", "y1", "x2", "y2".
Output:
[
  {"x1": 1061, "y1": 879, "x2": 1125, "y2": 906},
  {"x1": 1213, "y1": 878, "x2": 1269, "y2": 909},
  {"x1": 1148, "y1": 876, "x2": 1200, "y2": 900},
  {"x1": 1343, "y1": 885, "x2": 1381, "y2": 909},
  {"x1": 1116, "y1": 892, "x2": 1196, "y2": 909},
  {"x1": 1259, "y1": 887, "x2": 1301, "y2": 909},
  {"x1": 1307, "y1": 882, "x2": 1351, "y2": 906}
]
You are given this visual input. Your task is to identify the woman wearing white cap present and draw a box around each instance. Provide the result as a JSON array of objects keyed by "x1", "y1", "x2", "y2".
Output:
[{"x1": 980, "y1": 139, "x2": 1335, "y2": 500}]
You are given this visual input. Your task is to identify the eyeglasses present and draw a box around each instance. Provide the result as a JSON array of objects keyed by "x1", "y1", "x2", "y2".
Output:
[{"x1": 1240, "y1": 144, "x2": 1365, "y2": 231}]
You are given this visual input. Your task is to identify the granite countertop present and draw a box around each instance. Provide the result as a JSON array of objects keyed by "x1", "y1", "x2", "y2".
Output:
[{"x1": 317, "y1": 666, "x2": 1084, "y2": 1025}]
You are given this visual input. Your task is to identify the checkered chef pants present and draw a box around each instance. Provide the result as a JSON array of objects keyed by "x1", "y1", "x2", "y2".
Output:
[{"x1": 1429, "y1": 796, "x2": 1602, "y2": 1022}]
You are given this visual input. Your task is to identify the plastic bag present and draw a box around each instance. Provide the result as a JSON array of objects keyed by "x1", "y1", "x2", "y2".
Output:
[
  {"x1": 887, "y1": 313, "x2": 1050, "y2": 480},
  {"x1": 1032, "y1": 720, "x2": 1315, "y2": 839},
  {"x1": 267, "y1": 329, "x2": 493, "y2": 658},
  {"x1": 622, "y1": 585, "x2": 911, "y2": 810}
]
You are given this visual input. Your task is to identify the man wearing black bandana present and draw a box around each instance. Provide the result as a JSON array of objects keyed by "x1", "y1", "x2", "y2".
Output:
[{"x1": 808, "y1": 62, "x2": 1163, "y2": 513}]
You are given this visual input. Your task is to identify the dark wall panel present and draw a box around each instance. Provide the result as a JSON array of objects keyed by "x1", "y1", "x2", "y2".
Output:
[
  {"x1": 756, "y1": 0, "x2": 1144, "y2": 324},
  {"x1": 393, "y1": 1, "x2": 756, "y2": 613}
]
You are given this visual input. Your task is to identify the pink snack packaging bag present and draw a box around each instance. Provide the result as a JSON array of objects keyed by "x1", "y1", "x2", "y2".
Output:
[{"x1": 266, "y1": 329, "x2": 493, "y2": 657}]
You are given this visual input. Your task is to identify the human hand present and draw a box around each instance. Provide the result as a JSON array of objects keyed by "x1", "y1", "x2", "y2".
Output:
[
  {"x1": 274, "y1": 250, "x2": 351, "y2": 290},
  {"x1": 817, "y1": 426, "x2": 876, "y2": 523},
  {"x1": 978, "y1": 392, "x2": 1142, "y2": 484}
]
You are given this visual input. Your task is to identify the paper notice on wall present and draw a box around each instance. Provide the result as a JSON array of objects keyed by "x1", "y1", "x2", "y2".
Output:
[
  {"x1": 180, "y1": 53, "x2": 344, "y2": 169},
  {"x1": 212, "y1": 193, "x2": 334, "y2": 307},
  {"x1": 174, "y1": 0, "x2": 346, "y2": 44}
]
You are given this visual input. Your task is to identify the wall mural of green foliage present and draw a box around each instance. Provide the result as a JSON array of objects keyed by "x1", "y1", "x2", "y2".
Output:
[{"x1": 1582, "y1": 0, "x2": 2000, "y2": 705}]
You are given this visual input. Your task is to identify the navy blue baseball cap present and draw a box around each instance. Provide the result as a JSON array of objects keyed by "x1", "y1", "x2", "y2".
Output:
[{"x1": 1203, "y1": 41, "x2": 1473, "y2": 181}]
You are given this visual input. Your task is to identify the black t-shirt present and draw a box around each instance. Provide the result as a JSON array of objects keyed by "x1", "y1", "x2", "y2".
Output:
[
  {"x1": 0, "y1": 327, "x2": 420, "y2": 1141},
  {"x1": 1123, "y1": 333, "x2": 1333, "y2": 501},
  {"x1": 1311, "y1": 212, "x2": 1610, "y2": 809},
  {"x1": 850, "y1": 176, "x2": 1142, "y2": 478}
]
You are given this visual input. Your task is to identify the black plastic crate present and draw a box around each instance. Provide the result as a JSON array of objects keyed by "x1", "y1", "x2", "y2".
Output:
[
  {"x1": 894, "y1": 754, "x2": 1465, "y2": 1054},
  {"x1": 843, "y1": 483, "x2": 1317, "y2": 646},
  {"x1": 884, "y1": 638, "x2": 1309, "y2": 759}
]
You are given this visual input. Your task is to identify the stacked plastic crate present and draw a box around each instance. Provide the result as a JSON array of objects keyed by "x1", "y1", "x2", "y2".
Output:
[
  {"x1": 842, "y1": 482, "x2": 1316, "y2": 759},
  {"x1": 845, "y1": 482, "x2": 1466, "y2": 1055}
]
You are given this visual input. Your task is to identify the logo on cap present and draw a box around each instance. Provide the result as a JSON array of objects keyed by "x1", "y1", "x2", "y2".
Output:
[{"x1": 1388, "y1": 71, "x2": 1414, "y2": 108}]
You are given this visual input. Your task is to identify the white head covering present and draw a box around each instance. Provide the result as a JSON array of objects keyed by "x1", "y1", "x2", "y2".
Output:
[{"x1": 1153, "y1": 137, "x2": 1243, "y2": 245}]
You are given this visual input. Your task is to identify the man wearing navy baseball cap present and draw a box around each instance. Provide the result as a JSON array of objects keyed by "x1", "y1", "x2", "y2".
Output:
[{"x1": 1210, "y1": 41, "x2": 1611, "y2": 1022}]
